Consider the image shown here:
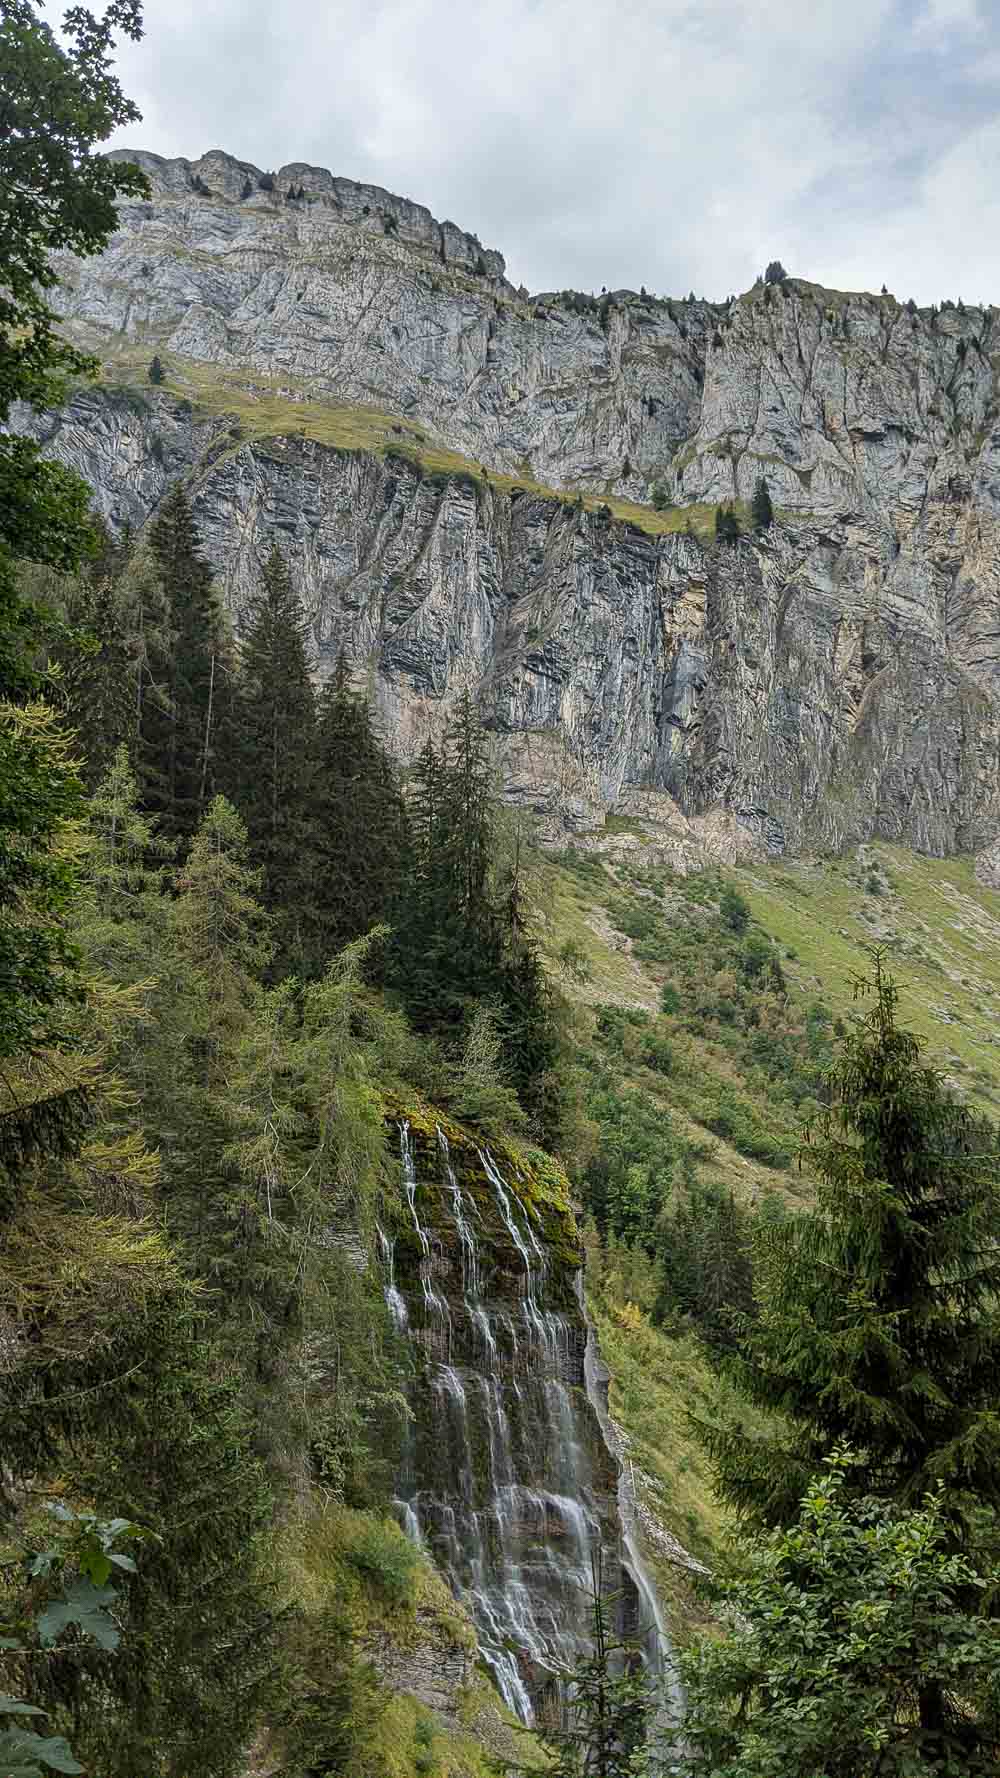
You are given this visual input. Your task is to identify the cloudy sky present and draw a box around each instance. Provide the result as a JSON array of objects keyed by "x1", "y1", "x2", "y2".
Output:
[{"x1": 105, "y1": 0, "x2": 1000, "y2": 305}]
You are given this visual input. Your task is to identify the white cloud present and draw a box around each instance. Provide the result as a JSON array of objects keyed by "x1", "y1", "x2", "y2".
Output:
[{"x1": 105, "y1": 0, "x2": 1000, "y2": 303}]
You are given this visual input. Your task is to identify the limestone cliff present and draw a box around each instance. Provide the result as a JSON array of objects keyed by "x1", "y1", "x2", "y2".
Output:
[{"x1": 22, "y1": 147, "x2": 1000, "y2": 857}]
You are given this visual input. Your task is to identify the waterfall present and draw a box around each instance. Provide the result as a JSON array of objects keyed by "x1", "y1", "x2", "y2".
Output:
[
  {"x1": 376, "y1": 1223, "x2": 408, "y2": 1332},
  {"x1": 582, "y1": 1295, "x2": 686, "y2": 1737},
  {"x1": 399, "y1": 1119, "x2": 452, "y2": 1354},
  {"x1": 388, "y1": 1120, "x2": 668, "y2": 1730}
]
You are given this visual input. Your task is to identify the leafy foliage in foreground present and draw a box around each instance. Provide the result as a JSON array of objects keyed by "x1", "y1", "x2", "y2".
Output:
[{"x1": 679, "y1": 1457, "x2": 1000, "y2": 1778}]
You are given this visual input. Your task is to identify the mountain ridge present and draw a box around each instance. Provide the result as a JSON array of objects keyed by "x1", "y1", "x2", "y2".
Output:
[{"x1": 20, "y1": 151, "x2": 1000, "y2": 859}]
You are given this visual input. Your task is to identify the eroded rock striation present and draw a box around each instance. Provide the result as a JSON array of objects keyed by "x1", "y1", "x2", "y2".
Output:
[{"x1": 23, "y1": 148, "x2": 1000, "y2": 856}]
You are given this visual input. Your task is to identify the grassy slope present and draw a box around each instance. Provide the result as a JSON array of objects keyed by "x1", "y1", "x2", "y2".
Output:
[
  {"x1": 264, "y1": 1503, "x2": 535, "y2": 1778},
  {"x1": 539, "y1": 834, "x2": 1000, "y2": 1641},
  {"x1": 97, "y1": 348, "x2": 733, "y2": 541},
  {"x1": 737, "y1": 843, "x2": 1000, "y2": 1115}
]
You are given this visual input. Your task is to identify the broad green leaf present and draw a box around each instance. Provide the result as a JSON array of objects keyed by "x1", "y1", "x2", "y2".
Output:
[
  {"x1": 37, "y1": 1579, "x2": 120, "y2": 1650},
  {"x1": 0, "y1": 1726, "x2": 84, "y2": 1775},
  {"x1": 0, "y1": 1697, "x2": 46, "y2": 1716},
  {"x1": 77, "y1": 1548, "x2": 112, "y2": 1587}
]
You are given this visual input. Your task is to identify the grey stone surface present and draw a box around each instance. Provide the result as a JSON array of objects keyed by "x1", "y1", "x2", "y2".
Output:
[{"x1": 23, "y1": 159, "x2": 1000, "y2": 856}]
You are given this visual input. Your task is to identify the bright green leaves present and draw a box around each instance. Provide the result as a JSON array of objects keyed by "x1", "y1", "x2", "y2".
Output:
[
  {"x1": 1, "y1": 1504, "x2": 143, "y2": 1773},
  {"x1": 678, "y1": 1457, "x2": 1000, "y2": 1778}
]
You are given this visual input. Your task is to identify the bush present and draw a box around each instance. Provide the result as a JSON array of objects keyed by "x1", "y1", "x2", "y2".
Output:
[
  {"x1": 719, "y1": 884, "x2": 750, "y2": 933},
  {"x1": 641, "y1": 1032, "x2": 674, "y2": 1076},
  {"x1": 344, "y1": 1517, "x2": 420, "y2": 1605}
]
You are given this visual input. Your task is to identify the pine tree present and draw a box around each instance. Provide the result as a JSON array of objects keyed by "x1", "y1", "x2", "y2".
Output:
[
  {"x1": 142, "y1": 485, "x2": 231, "y2": 843},
  {"x1": 751, "y1": 476, "x2": 774, "y2": 531},
  {"x1": 147, "y1": 354, "x2": 165, "y2": 384},
  {"x1": 306, "y1": 658, "x2": 407, "y2": 972},
  {"x1": 232, "y1": 546, "x2": 317, "y2": 977},
  {"x1": 699, "y1": 954, "x2": 1000, "y2": 1538}
]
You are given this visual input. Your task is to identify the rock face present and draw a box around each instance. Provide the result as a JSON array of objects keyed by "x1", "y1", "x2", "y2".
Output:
[{"x1": 25, "y1": 148, "x2": 1000, "y2": 856}]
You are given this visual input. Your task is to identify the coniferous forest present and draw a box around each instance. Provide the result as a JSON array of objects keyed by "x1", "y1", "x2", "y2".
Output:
[{"x1": 3, "y1": 6, "x2": 1000, "y2": 1778}]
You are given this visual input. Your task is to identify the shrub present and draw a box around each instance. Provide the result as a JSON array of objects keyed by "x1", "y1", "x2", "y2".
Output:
[
  {"x1": 641, "y1": 1032, "x2": 674, "y2": 1076},
  {"x1": 719, "y1": 884, "x2": 750, "y2": 933},
  {"x1": 343, "y1": 1517, "x2": 420, "y2": 1606}
]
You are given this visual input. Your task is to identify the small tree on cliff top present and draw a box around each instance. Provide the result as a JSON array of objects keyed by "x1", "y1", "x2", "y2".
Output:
[{"x1": 751, "y1": 477, "x2": 773, "y2": 531}]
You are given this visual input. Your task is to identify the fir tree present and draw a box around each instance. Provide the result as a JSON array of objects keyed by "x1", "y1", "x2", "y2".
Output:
[
  {"x1": 306, "y1": 658, "x2": 408, "y2": 973},
  {"x1": 715, "y1": 504, "x2": 740, "y2": 545},
  {"x1": 147, "y1": 353, "x2": 164, "y2": 384},
  {"x1": 232, "y1": 546, "x2": 317, "y2": 977},
  {"x1": 142, "y1": 485, "x2": 231, "y2": 843},
  {"x1": 751, "y1": 476, "x2": 774, "y2": 531},
  {"x1": 387, "y1": 695, "x2": 564, "y2": 1141},
  {"x1": 514, "y1": 1550, "x2": 653, "y2": 1777},
  {"x1": 32, "y1": 531, "x2": 136, "y2": 788}
]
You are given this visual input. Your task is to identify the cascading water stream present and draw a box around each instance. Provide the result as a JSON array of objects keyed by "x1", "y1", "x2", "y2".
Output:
[
  {"x1": 376, "y1": 1222, "x2": 408, "y2": 1332},
  {"x1": 399, "y1": 1119, "x2": 452, "y2": 1353},
  {"x1": 389, "y1": 1123, "x2": 668, "y2": 1732},
  {"x1": 581, "y1": 1283, "x2": 685, "y2": 1739}
]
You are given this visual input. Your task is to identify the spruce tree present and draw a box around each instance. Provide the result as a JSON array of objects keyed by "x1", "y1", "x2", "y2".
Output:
[
  {"x1": 751, "y1": 476, "x2": 774, "y2": 531},
  {"x1": 700, "y1": 954, "x2": 1000, "y2": 1538},
  {"x1": 232, "y1": 546, "x2": 317, "y2": 977},
  {"x1": 306, "y1": 658, "x2": 407, "y2": 972},
  {"x1": 388, "y1": 694, "x2": 564, "y2": 1140},
  {"x1": 142, "y1": 485, "x2": 231, "y2": 843}
]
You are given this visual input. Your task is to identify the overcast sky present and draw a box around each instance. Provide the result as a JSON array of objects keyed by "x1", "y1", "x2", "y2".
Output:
[{"x1": 104, "y1": 0, "x2": 1000, "y2": 305}]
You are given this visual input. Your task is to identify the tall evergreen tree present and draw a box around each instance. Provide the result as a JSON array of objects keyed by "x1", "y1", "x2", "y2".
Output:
[
  {"x1": 513, "y1": 1551, "x2": 653, "y2": 1777},
  {"x1": 699, "y1": 955, "x2": 1000, "y2": 1540},
  {"x1": 232, "y1": 547, "x2": 317, "y2": 976},
  {"x1": 307, "y1": 658, "x2": 407, "y2": 971},
  {"x1": 751, "y1": 476, "x2": 774, "y2": 531},
  {"x1": 142, "y1": 485, "x2": 231, "y2": 843},
  {"x1": 388, "y1": 694, "x2": 563, "y2": 1141}
]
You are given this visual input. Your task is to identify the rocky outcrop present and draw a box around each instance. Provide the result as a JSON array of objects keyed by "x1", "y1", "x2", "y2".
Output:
[{"x1": 22, "y1": 150, "x2": 1000, "y2": 857}]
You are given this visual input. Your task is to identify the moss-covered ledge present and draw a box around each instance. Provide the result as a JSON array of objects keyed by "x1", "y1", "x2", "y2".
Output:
[{"x1": 379, "y1": 1091, "x2": 581, "y2": 1277}]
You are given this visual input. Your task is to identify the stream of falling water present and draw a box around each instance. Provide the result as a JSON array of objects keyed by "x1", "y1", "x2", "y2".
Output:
[{"x1": 379, "y1": 1124, "x2": 670, "y2": 1729}]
